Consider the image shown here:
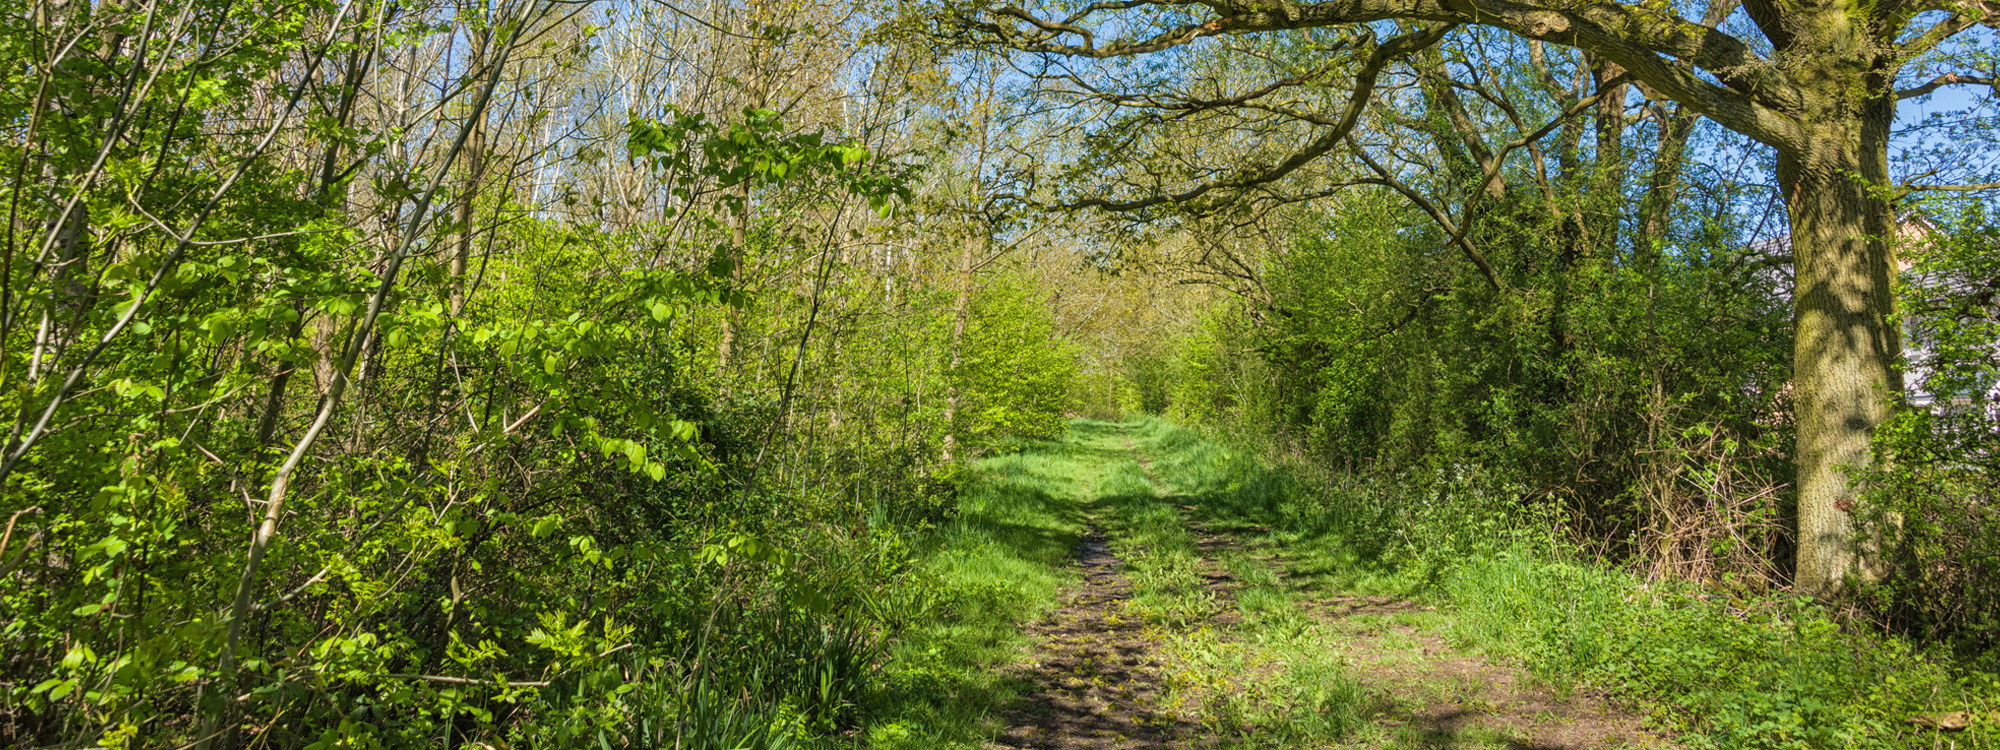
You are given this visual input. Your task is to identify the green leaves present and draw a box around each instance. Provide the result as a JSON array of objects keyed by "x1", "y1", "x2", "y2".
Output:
[
  {"x1": 182, "y1": 77, "x2": 231, "y2": 110},
  {"x1": 695, "y1": 533, "x2": 793, "y2": 571},
  {"x1": 531, "y1": 515, "x2": 562, "y2": 538},
  {"x1": 590, "y1": 429, "x2": 699, "y2": 482},
  {"x1": 626, "y1": 108, "x2": 914, "y2": 216},
  {"x1": 948, "y1": 274, "x2": 1080, "y2": 447},
  {"x1": 108, "y1": 379, "x2": 165, "y2": 402}
]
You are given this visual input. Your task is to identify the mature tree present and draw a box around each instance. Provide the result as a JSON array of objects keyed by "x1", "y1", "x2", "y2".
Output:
[{"x1": 951, "y1": 0, "x2": 2000, "y2": 593}]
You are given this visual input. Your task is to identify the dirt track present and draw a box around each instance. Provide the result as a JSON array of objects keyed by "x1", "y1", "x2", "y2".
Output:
[{"x1": 983, "y1": 441, "x2": 1673, "y2": 750}]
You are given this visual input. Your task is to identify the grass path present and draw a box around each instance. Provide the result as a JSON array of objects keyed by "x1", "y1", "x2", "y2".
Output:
[
  {"x1": 965, "y1": 419, "x2": 1672, "y2": 750},
  {"x1": 875, "y1": 417, "x2": 2000, "y2": 750}
]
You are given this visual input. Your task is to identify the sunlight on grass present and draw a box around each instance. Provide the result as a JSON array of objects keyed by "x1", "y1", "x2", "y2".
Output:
[
  {"x1": 864, "y1": 429, "x2": 1100, "y2": 747},
  {"x1": 1130, "y1": 415, "x2": 2000, "y2": 750}
]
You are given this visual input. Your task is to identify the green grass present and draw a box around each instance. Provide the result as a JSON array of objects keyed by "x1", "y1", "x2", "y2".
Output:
[
  {"x1": 866, "y1": 417, "x2": 2000, "y2": 749},
  {"x1": 1127, "y1": 415, "x2": 2000, "y2": 750},
  {"x1": 860, "y1": 421, "x2": 1120, "y2": 747},
  {"x1": 1111, "y1": 417, "x2": 1374, "y2": 748},
  {"x1": 1445, "y1": 550, "x2": 2000, "y2": 750},
  {"x1": 868, "y1": 417, "x2": 1378, "y2": 748},
  {"x1": 1098, "y1": 461, "x2": 1217, "y2": 627}
]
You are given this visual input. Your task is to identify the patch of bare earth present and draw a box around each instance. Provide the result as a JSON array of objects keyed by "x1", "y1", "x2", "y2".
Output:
[
  {"x1": 986, "y1": 529, "x2": 1206, "y2": 750},
  {"x1": 1302, "y1": 595, "x2": 1676, "y2": 749}
]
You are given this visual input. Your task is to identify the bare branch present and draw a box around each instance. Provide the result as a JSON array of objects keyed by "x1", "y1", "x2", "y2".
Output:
[
  {"x1": 1904, "y1": 180, "x2": 2000, "y2": 192},
  {"x1": 1066, "y1": 23, "x2": 1454, "y2": 212},
  {"x1": 1085, "y1": 57, "x2": 1348, "y2": 113},
  {"x1": 1898, "y1": 12, "x2": 1979, "y2": 57},
  {"x1": 966, "y1": 0, "x2": 1804, "y2": 147},
  {"x1": 1898, "y1": 72, "x2": 1998, "y2": 99}
]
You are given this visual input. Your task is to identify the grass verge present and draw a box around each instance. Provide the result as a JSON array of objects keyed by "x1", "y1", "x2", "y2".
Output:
[{"x1": 1132, "y1": 415, "x2": 2000, "y2": 750}]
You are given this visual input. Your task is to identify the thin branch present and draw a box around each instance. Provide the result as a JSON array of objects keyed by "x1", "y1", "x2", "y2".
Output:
[
  {"x1": 1065, "y1": 23, "x2": 1454, "y2": 212},
  {"x1": 374, "y1": 674, "x2": 552, "y2": 688},
  {"x1": 1897, "y1": 72, "x2": 1998, "y2": 99},
  {"x1": 1904, "y1": 180, "x2": 2000, "y2": 192},
  {"x1": 1897, "y1": 12, "x2": 1980, "y2": 57},
  {"x1": 1352, "y1": 146, "x2": 1507, "y2": 292}
]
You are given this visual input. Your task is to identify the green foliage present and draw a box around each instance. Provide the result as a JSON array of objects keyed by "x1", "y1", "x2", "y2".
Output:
[
  {"x1": 628, "y1": 106, "x2": 916, "y2": 220},
  {"x1": 1443, "y1": 550, "x2": 2000, "y2": 750},
  {"x1": 1146, "y1": 186, "x2": 1794, "y2": 584},
  {"x1": 0, "y1": 32, "x2": 985, "y2": 739},
  {"x1": 1866, "y1": 202, "x2": 2000, "y2": 664},
  {"x1": 950, "y1": 273, "x2": 1080, "y2": 447}
]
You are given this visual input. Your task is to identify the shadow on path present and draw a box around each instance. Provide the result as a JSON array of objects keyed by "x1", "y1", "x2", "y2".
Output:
[{"x1": 987, "y1": 528, "x2": 1205, "y2": 750}]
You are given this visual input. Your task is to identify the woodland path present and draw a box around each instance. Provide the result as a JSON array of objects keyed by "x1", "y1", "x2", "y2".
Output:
[{"x1": 983, "y1": 421, "x2": 1675, "y2": 750}]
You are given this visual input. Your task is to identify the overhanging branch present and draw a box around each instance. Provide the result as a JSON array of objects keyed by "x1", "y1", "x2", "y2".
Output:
[
  {"x1": 1898, "y1": 72, "x2": 1998, "y2": 99},
  {"x1": 1352, "y1": 147, "x2": 1508, "y2": 293},
  {"x1": 1064, "y1": 23, "x2": 1455, "y2": 212},
  {"x1": 966, "y1": 0, "x2": 1804, "y2": 146}
]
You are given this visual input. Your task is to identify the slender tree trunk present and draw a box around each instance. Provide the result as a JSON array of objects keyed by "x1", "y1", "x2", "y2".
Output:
[
  {"x1": 942, "y1": 231, "x2": 980, "y2": 461},
  {"x1": 29, "y1": 202, "x2": 89, "y2": 380},
  {"x1": 1780, "y1": 79, "x2": 1901, "y2": 594},
  {"x1": 1586, "y1": 61, "x2": 1628, "y2": 249},
  {"x1": 450, "y1": 23, "x2": 490, "y2": 313},
  {"x1": 717, "y1": 180, "x2": 747, "y2": 377},
  {"x1": 1634, "y1": 105, "x2": 1698, "y2": 268},
  {"x1": 258, "y1": 37, "x2": 373, "y2": 449},
  {"x1": 716, "y1": 0, "x2": 769, "y2": 384}
]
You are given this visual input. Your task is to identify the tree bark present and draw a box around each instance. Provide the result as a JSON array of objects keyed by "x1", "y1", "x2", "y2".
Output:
[
  {"x1": 450, "y1": 21, "x2": 490, "y2": 313},
  {"x1": 1634, "y1": 104, "x2": 1698, "y2": 268},
  {"x1": 716, "y1": 0, "x2": 770, "y2": 384},
  {"x1": 1779, "y1": 88, "x2": 1901, "y2": 594}
]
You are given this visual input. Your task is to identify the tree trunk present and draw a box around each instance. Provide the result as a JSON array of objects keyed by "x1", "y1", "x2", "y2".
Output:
[
  {"x1": 450, "y1": 22, "x2": 490, "y2": 313},
  {"x1": 1586, "y1": 61, "x2": 1628, "y2": 250},
  {"x1": 1779, "y1": 84, "x2": 1901, "y2": 594},
  {"x1": 717, "y1": 181, "x2": 747, "y2": 379},
  {"x1": 716, "y1": 1, "x2": 770, "y2": 385},
  {"x1": 942, "y1": 232, "x2": 979, "y2": 462},
  {"x1": 1633, "y1": 104, "x2": 1698, "y2": 268}
]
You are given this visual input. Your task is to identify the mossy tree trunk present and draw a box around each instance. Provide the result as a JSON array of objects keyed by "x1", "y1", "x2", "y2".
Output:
[{"x1": 1778, "y1": 51, "x2": 1904, "y2": 592}]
